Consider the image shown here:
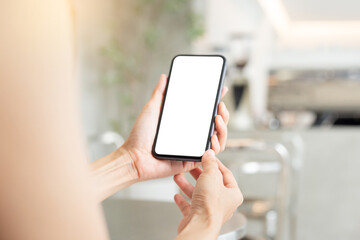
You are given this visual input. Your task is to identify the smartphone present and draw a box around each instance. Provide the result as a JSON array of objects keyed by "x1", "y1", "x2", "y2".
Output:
[{"x1": 152, "y1": 54, "x2": 226, "y2": 162}]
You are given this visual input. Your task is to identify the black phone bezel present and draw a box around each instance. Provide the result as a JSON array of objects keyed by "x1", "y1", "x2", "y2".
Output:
[{"x1": 152, "y1": 54, "x2": 227, "y2": 162}]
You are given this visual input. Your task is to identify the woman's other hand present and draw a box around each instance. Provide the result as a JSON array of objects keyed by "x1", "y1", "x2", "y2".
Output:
[{"x1": 174, "y1": 150, "x2": 243, "y2": 239}]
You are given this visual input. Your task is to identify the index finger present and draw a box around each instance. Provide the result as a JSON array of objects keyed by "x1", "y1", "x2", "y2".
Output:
[{"x1": 216, "y1": 159, "x2": 238, "y2": 188}]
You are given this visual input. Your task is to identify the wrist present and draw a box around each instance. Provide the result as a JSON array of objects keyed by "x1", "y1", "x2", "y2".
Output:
[
  {"x1": 176, "y1": 213, "x2": 222, "y2": 240},
  {"x1": 90, "y1": 146, "x2": 140, "y2": 201}
]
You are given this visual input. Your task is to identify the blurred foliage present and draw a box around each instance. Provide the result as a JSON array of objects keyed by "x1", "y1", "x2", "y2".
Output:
[
  {"x1": 188, "y1": 13, "x2": 205, "y2": 41},
  {"x1": 143, "y1": 25, "x2": 161, "y2": 50},
  {"x1": 99, "y1": 0, "x2": 204, "y2": 135},
  {"x1": 100, "y1": 40, "x2": 139, "y2": 86}
]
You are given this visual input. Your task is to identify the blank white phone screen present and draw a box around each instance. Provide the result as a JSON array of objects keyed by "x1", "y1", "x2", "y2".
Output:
[{"x1": 155, "y1": 56, "x2": 224, "y2": 157}]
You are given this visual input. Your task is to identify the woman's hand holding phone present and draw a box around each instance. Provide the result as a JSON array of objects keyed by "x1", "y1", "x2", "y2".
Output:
[
  {"x1": 90, "y1": 74, "x2": 230, "y2": 201},
  {"x1": 122, "y1": 74, "x2": 229, "y2": 181},
  {"x1": 174, "y1": 150, "x2": 243, "y2": 240}
]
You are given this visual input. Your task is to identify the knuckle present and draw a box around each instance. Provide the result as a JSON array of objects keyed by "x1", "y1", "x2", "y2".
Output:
[
  {"x1": 222, "y1": 165, "x2": 231, "y2": 174},
  {"x1": 225, "y1": 107, "x2": 230, "y2": 116},
  {"x1": 220, "y1": 144, "x2": 226, "y2": 152},
  {"x1": 207, "y1": 166, "x2": 220, "y2": 177},
  {"x1": 219, "y1": 115, "x2": 225, "y2": 125},
  {"x1": 206, "y1": 166, "x2": 217, "y2": 175},
  {"x1": 236, "y1": 190, "x2": 244, "y2": 205},
  {"x1": 219, "y1": 123, "x2": 227, "y2": 134},
  {"x1": 214, "y1": 143, "x2": 220, "y2": 154},
  {"x1": 215, "y1": 169, "x2": 223, "y2": 179}
]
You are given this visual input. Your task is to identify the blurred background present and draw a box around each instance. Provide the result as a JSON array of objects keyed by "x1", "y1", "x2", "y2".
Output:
[{"x1": 75, "y1": 0, "x2": 360, "y2": 239}]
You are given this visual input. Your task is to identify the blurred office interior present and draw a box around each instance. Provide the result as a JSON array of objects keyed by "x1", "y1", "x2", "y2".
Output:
[{"x1": 75, "y1": 0, "x2": 360, "y2": 239}]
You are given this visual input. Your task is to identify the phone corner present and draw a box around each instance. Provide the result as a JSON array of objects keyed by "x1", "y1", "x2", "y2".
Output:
[
  {"x1": 151, "y1": 145, "x2": 159, "y2": 158},
  {"x1": 214, "y1": 54, "x2": 227, "y2": 64},
  {"x1": 171, "y1": 54, "x2": 183, "y2": 62}
]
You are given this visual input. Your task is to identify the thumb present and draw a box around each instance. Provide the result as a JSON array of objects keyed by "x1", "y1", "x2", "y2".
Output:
[
  {"x1": 201, "y1": 149, "x2": 217, "y2": 172},
  {"x1": 150, "y1": 74, "x2": 167, "y2": 104}
]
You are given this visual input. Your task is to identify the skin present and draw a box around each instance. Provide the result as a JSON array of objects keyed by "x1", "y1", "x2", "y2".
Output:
[
  {"x1": 174, "y1": 150, "x2": 243, "y2": 240},
  {"x1": 90, "y1": 74, "x2": 231, "y2": 201},
  {"x1": 0, "y1": 1, "x2": 108, "y2": 239},
  {"x1": 89, "y1": 75, "x2": 241, "y2": 240},
  {"x1": 0, "y1": 1, "x2": 242, "y2": 239},
  {"x1": 123, "y1": 74, "x2": 229, "y2": 180}
]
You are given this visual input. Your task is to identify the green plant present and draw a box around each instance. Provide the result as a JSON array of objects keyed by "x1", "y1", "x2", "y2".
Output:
[{"x1": 99, "y1": 0, "x2": 205, "y2": 135}]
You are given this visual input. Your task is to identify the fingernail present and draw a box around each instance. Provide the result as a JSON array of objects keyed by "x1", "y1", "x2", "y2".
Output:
[
  {"x1": 212, "y1": 134, "x2": 218, "y2": 142},
  {"x1": 207, "y1": 149, "x2": 215, "y2": 157},
  {"x1": 220, "y1": 102, "x2": 227, "y2": 112}
]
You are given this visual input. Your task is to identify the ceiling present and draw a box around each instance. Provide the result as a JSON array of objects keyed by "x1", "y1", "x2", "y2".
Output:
[{"x1": 282, "y1": 0, "x2": 360, "y2": 21}]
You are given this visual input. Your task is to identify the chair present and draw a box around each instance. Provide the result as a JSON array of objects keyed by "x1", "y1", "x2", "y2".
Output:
[{"x1": 222, "y1": 136, "x2": 303, "y2": 240}]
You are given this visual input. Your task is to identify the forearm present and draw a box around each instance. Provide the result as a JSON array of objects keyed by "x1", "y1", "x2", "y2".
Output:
[
  {"x1": 90, "y1": 147, "x2": 139, "y2": 202},
  {"x1": 175, "y1": 215, "x2": 221, "y2": 240}
]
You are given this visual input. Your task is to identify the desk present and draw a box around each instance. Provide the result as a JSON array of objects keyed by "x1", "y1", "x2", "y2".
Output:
[{"x1": 102, "y1": 199, "x2": 247, "y2": 240}]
